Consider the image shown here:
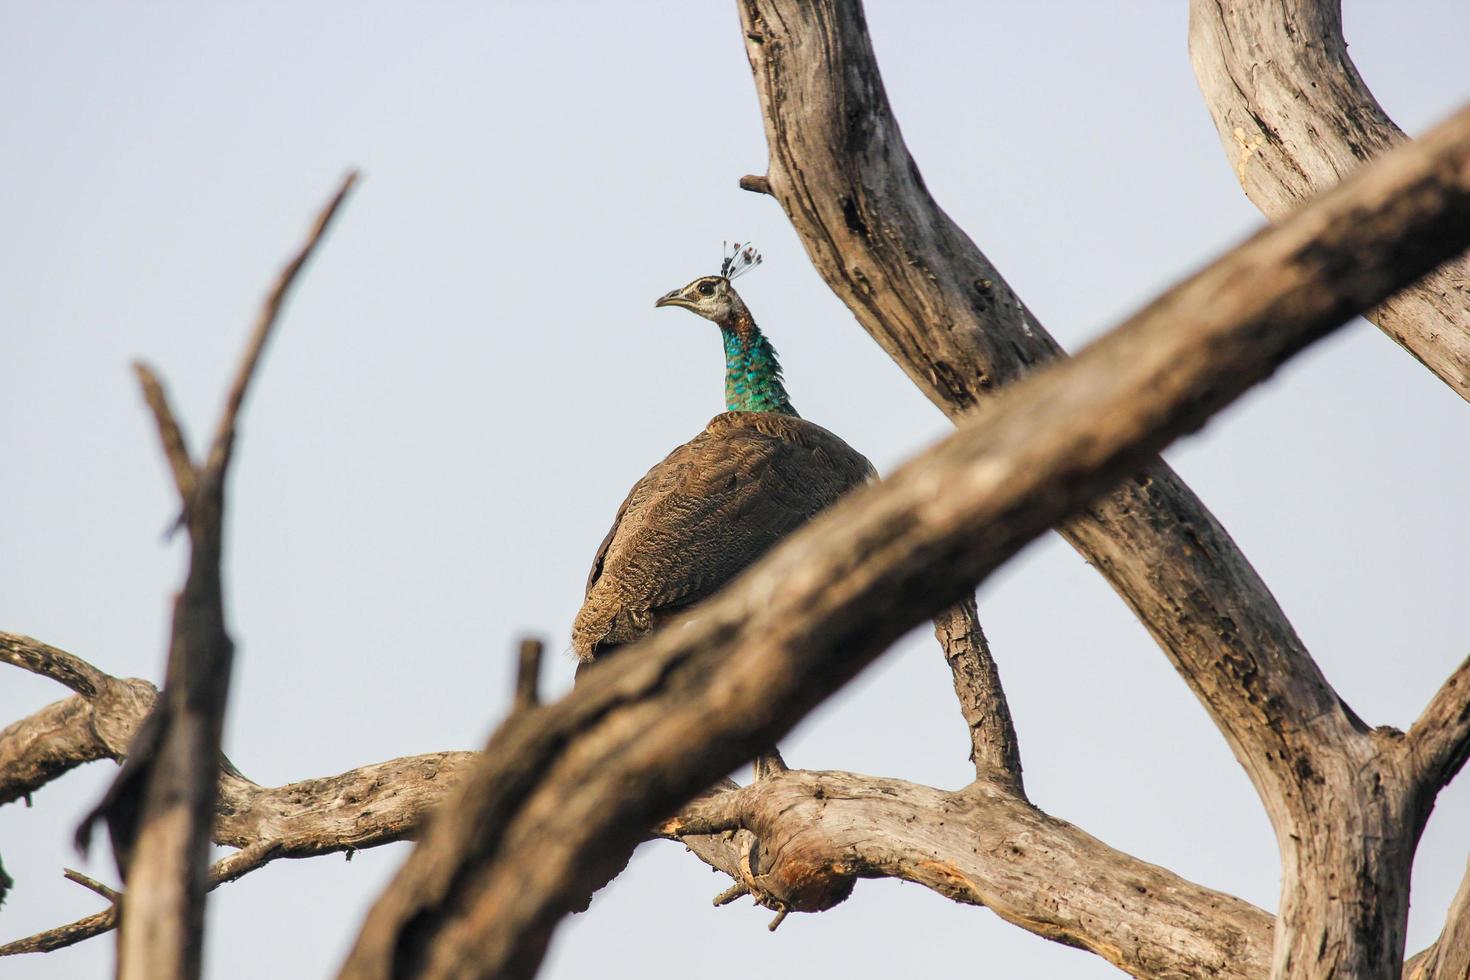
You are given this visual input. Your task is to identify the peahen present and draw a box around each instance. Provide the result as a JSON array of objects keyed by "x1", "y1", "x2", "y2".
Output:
[{"x1": 571, "y1": 245, "x2": 873, "y2": 774}]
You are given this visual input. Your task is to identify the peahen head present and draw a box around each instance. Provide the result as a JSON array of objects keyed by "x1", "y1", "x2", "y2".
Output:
[
  {"x1": 654, "y1": 243, "x2": 795, "y2": 416},
  {"x1": 654, "y1": 242, "x2": 762, "y2": 326}
]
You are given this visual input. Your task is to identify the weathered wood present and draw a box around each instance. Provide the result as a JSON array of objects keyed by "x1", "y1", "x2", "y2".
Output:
[
  {"x1": 1188, "y1": 0, "x2": 1470, "y2": 400},
  {"x1": 1408, "y1": 655, "x2": 1470, "y2": 795},
  {"x1": 1405, "y1": 854, "x2": 1470, "y2": 980},
  {"x1": 336, "y1": 99, "x2": 1470, "y2": 980},
  {"x1": 0, "y1": 635, "x2": 157, "y2": 806},
  {"x1": 0, "y1": 633, "x2": 477, "y2": 957},
  {"x1": 734, "y1": 0, "x2": 1352, "y2": 832},
  {"x1": 736, "y1": 5, "x2": 1470, "y2": 976},
  {"x1": 666, "y1": 772, "x2": 1274, "y2": 980},
  {"x1": 0, "y1": 641, "x2": 1260, "y2": 974},
  {"x1": 933, "y1": 597, "x2": 1022, "y2": 791}
]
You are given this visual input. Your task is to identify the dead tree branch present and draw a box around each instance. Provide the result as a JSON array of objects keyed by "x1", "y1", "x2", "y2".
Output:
[
  {"x1": 735, "y1": 0, "x2": 1351, "y2": 839},
  {"x1": 0, "y1": 633, "x2": 158, "y2": 805},
  {"x1": 1188, "y1": 0, "x2": 1470, "y2": 400},
  {"x1": 664, "y1": 772, "x2": 1274, "y2": 979},
  {"x1": 1407, "y1": 655, "x2": 1470, "y2": 794},
  {"x1": 74, "y1": 171, "x2": 357, "y2": 980},
  {"x1": 1405, "y1": 853, "x2": 1470, "y2": 980},
  {"x1": 0, "y1": 639, "x2": 474, "y2": 956},
  {"x1": 335, "y1": 99, "x2": 1470, "y2": 980},
  {"x1": 933, "y1": 598, "x2": 1022, "y2": 791},
  {"x1": 735, "y1": 4, "x2": 1470, "y2": 974}
]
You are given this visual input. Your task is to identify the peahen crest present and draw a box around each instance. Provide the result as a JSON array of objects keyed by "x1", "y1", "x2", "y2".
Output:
[{"x1": 720, "y1": 241, "x2": 763, "y2": 281}]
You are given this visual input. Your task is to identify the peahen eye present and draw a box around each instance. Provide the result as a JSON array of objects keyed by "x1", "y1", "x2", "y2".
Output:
[{"x1": 697, "y1": 281, "x2": 715, "y2": 296}]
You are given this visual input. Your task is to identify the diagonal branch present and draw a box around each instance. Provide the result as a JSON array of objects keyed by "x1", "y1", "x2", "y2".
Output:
[
  {"x1": 1188, "y1": 0, "x2": 1470, "y2": 400},
  {"x1": 933, "y1": 597, "x2": 1022, "y2": 792},
  {"x1": 0, "y1": 842, "x2": 286, "y2": 957},
  {"x1": 1406, "y1": 654, "x2": 1470, "y2": 794},
  {"x1": 336, "y1": 100, "x2": 1470, "y2": 980},
  {"x1": 734, "y1": 5, "x2": 1463, "y2": 974},
  {"x1": 736, "y1": 0, "x2": 1356, "y2": 815},
  {"x1": 1, "y1": 632, "x2": 112, "y2": 699},
  {"x1": 206, "y1": 173, "x2": 358, "y2": 476},
  {"x1": 133, "y1": 364, "x2": 196, "y2": 505},
  {"x1": 1404, "y1": 852, "x2": 1470, "y2": 980}
]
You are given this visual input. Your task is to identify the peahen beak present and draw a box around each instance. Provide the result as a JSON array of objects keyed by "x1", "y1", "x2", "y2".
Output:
[{"x1": 655, "y1": 290, "x2": 689, "y2": 310}]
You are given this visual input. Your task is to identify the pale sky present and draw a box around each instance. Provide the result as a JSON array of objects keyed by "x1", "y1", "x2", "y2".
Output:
[{"x1": 2, "y1": 2, "x2": 1468, "y2": 978}]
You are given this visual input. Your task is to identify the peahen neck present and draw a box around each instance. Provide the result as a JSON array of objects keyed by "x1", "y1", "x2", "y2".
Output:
[{"x1": 719, "y1": 307, "x2": 796, "y2": 416}]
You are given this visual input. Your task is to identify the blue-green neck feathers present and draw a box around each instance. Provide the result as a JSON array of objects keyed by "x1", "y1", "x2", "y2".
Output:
[{"x1": 721, "y1": 311, "x2": 795, "y2": 416}]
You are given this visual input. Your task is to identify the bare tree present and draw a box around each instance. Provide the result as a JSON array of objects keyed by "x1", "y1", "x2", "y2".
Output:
[{"x1": 3, "y1": 3, "x2": 1468, "y2": 980}]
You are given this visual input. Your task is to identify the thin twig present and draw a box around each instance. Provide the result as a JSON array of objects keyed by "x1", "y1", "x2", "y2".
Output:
[
  {"x1": 738, "y1": 174, "x2": 772, "y2": 195},
  {"x1": 712, "y1": 882, "x2": 749, "y2": 906},
  {"x1": 63, "y1": 868, "x2": 121, "y2": 904},
  {"x1": 131, "y1": 363, "x2": 196, "y2": 505},
  {"x1": 513, "y1": 638, "x2": 544, "y2": 713},
  {"x1": 204, "y1": 170, "x2": 358, "y2": 477},
  {"x1": 0, "y1": 844, "x2": 286, "y2": 957}
]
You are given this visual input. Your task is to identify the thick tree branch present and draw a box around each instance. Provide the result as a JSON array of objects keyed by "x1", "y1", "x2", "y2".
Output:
[
  {"x1": 735, "y1": 5, "x2": 1470, "y2": 975},
  {"x1": 337, "y1": 101, "x2": 1470, "y2": 980},
  {"x1": 735, "y1": 0, "x2": 1358, "y2": 840},
  {"x1": 76, "y1": 171, "x2": 357, "y2": 980},
  {"x1": 933, "y1": 597, "x2": 1022, "y2": 791},
  {"x1": 0, "y1": 639, "x2": 475, "y2": 957},
  {"x1": 665, "y1": 771, "x2": 1273, "y2": 979},
  {"x1": 1406, "y1": 654, "x2": 1470, "y2": 795},
  {"x1": 0, "y1": 696, "x2": 112, "y2": 805},
  {"x1": 0, "y1": 633, "x2": 159, "y2": 805},
  {"x1": 1189, "y1": 0, "x2": 1470, "y2": 400},
  {"x1": 1405, "y1": 853, "x2": 1470, "y2": 980}
]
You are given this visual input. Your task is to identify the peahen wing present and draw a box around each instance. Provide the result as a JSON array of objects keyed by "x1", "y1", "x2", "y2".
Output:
[{"x1": 572, "y1": 412, "x2": 873, "y2": 660}]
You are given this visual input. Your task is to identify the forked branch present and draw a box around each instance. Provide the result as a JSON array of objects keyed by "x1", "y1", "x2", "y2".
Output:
[{"x1": 77, "y1": 171, "x2": 357, "y2": 980}]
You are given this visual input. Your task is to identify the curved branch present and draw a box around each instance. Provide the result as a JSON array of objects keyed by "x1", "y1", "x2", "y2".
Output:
[
  {"x1": 735, "y1": 5, "x2": 1467, "y2": 974},
  {"x1": 1405, "y1": 853, "x2": 1470, "y2": 980},
  {"x1": 0, "y1": 633, "x2": 160, "y2": 805},
  {"x1": 735, "y1": 0, "x2": 1357, "y2": 828},
  {"x1": 1, "y1": 633, "x2": 112, "y2": 698},
  {"x1": 667, "y1": 771, "x2": 1272, "y2": 980},
  {"x1": 1188, "y1": 0, "x2": 1470, "y2": 399},
  {"x1": 337, "y1": 101, "x2": 1470, "y2": 979},
  {"x1": 1406, "y1": 655, "x2": 1470, "y2": 795}
]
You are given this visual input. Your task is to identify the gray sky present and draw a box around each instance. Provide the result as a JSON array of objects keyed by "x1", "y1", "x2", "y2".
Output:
[{"x1": 2, "y1": 2, "x2": 1467, "y2": 977}]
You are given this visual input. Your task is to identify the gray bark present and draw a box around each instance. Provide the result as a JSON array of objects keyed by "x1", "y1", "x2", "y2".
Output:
[
  {"x1": 1188, "y1": 0, "x2": 1470, "y2": 400},
  {"x1": 736, "y1": 3, "x2": 1470, "y2": 976}
]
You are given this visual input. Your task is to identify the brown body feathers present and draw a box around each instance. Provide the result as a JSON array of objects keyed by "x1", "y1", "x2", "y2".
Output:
[{"x1": 572, "y1": 411, "x2": 873, "y2": 665}]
